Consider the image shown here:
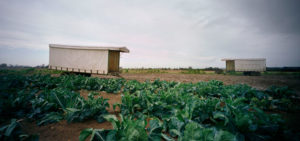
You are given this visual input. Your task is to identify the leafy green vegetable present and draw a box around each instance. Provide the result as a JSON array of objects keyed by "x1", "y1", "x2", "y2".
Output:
[
  {"x1": 0, "y1": 119, "x2": 38, "y2": 141},
  {"x1": 0, "y1": 69, "x2": 299, "y2": 141}
]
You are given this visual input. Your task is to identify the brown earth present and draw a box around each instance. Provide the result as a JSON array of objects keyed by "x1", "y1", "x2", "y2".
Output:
[{"x1": 21, "y1": 119, "x2": 112, "y2": 141}]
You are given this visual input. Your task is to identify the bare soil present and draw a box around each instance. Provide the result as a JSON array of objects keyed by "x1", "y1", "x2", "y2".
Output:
[{"x1": 21, "y1": 119, "x2": 112, "y2": 141}]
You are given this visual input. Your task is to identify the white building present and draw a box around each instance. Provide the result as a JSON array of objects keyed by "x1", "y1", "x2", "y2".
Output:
[
  {"x1": 221, "y1": 58, "x2": 266, "y2": 72},
  {"x1": 49, "y1": 44, "x2": 129, "y2": 74}
]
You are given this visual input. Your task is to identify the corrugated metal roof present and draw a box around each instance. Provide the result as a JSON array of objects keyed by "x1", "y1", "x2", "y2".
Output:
[
  {"x1": 49, "y1": 44, "x2": 129, "y2": 53},
  {"x1": 221, "y1": 58, "x2": 266, "y2": 61}
]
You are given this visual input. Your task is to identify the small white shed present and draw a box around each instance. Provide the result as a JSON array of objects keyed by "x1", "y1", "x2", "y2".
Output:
[
  {"x1": 49, "y1": 44, "x2": 129, "y2": 74},
  {"x1": 221, "y1": 58, "x2": 266, "y2": 72}
]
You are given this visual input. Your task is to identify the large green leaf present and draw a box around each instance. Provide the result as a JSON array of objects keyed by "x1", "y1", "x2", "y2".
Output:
[
  {"x1": 214, "y1": 130, "x2": 237, "y2": 141},
  {"x1": 182, "y1": 122, "x2": 205, "y2": 141},
  {"x1": 79, "y1": 128, "x2": 93, "y2": 141},
  {"x1": 4, "y1": 119, "x2": 18, "y2": 136}
]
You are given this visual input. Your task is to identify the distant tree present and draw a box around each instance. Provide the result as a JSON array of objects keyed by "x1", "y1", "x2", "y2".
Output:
[{"x1": 0, "y1": 63, "x2": 7, "y2": 68}]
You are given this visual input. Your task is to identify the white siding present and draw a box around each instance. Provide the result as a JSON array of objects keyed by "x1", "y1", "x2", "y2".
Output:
[
  {"x1": 235, "y1": 60, "x2": 266, "y2": 72},
  {"x1": 49, "y1": 47, "x2": 108, "y2": 74}
]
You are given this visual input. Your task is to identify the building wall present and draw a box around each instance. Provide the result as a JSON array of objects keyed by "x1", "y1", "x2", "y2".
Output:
[
  {"x1": 49, "y1": 47, "x2": 108, "y2": 74},
  {"x1": 234, "y1": 60, "x2": 266, "y2": 72}
]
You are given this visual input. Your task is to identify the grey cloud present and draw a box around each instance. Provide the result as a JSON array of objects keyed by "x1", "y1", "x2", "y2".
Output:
[
  {"x1": 223, "y1": 0, "x2": 300, "y2": 35},
  {"x1": 0, "y1": 0, "x2": 299, "y2": 67}
]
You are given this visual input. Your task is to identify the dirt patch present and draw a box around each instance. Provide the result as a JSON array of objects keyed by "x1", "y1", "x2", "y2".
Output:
[
  {"x1": 21, "y1": 119, "x2": 112, "y2": 141},
  {"x1": 79, "y1": 90, "x2": 121, "y2": 113}
]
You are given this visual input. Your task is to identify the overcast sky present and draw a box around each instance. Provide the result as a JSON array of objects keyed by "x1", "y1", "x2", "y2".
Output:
[{"x1": 0, "y1": 0, "x2": 299, "y2": 68}]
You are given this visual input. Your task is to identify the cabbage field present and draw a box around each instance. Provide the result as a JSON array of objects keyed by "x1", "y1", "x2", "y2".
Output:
[{"x1": 0, "y1": 70, "x2": 299, "y2": 141}]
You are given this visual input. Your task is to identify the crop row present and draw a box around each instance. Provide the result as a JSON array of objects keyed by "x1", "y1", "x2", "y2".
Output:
[
  {"x1": 0, "y1": 73, "x2": 299, "y2": 141},
  {"x1": 88, "y1": 80, "x2": 298, "y2": 141}
]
